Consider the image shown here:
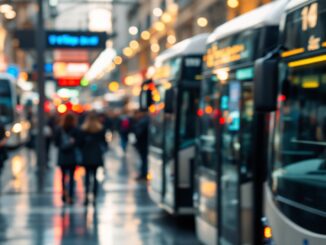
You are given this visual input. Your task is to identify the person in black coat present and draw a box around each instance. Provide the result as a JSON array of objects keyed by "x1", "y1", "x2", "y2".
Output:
[
  {"x1": 0, "y1": 123, "x2": 8, "y2": 174},
  {"x1": 54, "y1": 113, "x2": 80, "y2": 205},
  {"x1": 132, "y1": 111, "x2": 149, "y2": 180},
  {"x1": 80, "y1": 112, "x2": 107, "y2": 205}
]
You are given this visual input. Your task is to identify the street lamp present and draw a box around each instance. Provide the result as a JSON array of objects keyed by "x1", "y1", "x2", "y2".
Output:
[
  {"x1": 197, "y1": 17, "x2": 208, "y2": 27},
  {"x1": 0, "y1": 3, "x2": 16, "y2": 20},
  {"x1": 0, "y1": 4, "x2": 13, "y2": 13},
  {"x1": 227, "y1": 0, "x2": 239, "y2": 8},
  {"x1": 129, "y1": 26, "x2": 138, "y2": 36},
  {"x1": 153, "y1": 7, "x2": 163, "y2": 17}
]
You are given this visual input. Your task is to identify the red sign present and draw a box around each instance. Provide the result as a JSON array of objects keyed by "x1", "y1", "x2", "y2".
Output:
[{"x1": 57, "y1": 78, "x2": 81, "y2": 87}]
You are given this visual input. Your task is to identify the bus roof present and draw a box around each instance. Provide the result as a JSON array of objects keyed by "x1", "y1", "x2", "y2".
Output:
[
  {"x1": 286, "y1": 0, "x2": 309, "y2": 11},
  {"x1": 207, "y1": 0, "x2": 288, "y2": 44},
  {"x1": 155, "y1": 33, "x2": 209, "y2": 66}
]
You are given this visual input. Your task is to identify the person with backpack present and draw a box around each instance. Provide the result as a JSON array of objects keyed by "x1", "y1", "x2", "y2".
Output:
[
  {"x1": 54, "y1": 113, "x2": 80, "y2": 205},
  {"x1": 79, "y1": 112, "x2": 107, "y2": 205}
]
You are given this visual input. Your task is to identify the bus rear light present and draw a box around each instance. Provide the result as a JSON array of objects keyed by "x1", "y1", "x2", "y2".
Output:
[
  {"x1": 278, "y1": 94, "x2": 286, "y2": 102},
  {"x1": 197, "y1": 108, "x2": 204, "y2": 117},
  {"x1": 219, "y1": 117, "x2": 226, "y2": 125}
]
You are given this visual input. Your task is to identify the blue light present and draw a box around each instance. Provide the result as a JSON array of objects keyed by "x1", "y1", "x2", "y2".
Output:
[
  {"x1": 6, "y1": 65, "x2": 20, "y2": 78},
  {"x1": 45, "y1": 63, "x2": 53, "y2": 73},
  {"x1": 221, "y1": 95, "x2": 229, "y2": 110},
  {"x1": 48, "y1": 34, "x2": 100, "y2": 47},
  {"x1": 90, "y1": 84, "x2": 98, "y2": 91}
]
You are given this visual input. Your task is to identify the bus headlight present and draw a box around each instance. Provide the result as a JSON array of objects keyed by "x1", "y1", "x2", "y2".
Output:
[{"x1": 12, "y1": 123, "x2": 23, "y2": 134}]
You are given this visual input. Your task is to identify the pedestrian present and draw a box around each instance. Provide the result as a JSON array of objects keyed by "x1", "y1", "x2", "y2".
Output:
[
  {"x1": 54, "y1": 113, "x2": 80, "y2": 205},
  {"x1": 80, "y1": 112, "x2": 107, "y2": 205},
  {"x1": 0, "y1": 122, "x2": 8, "y2": 175},
  {"x1": 118, "y1": 113, "x2": 131, "y2": 154},
  {"x1": 132, "y1": 111, "x2": 149, "y2": 180}
]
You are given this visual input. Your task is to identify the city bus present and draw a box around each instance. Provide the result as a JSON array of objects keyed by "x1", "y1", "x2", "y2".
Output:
[
  {"x1": 0, "y1": 73, "x2": 29, "y2": 148},
  {"x1": 254, "y1": 0, "x2": 326, "y2": 244},
  {"x1": 147, "y1": 33, "x2": 208, "y2": 214},
  {"x1": 195, "y1": 1, "x2": 288, "y2": 244}
]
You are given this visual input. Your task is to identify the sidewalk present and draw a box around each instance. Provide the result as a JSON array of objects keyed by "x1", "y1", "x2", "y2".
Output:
[{"x1": 0, "y1": 137, "x2": 200, "y2": 245}]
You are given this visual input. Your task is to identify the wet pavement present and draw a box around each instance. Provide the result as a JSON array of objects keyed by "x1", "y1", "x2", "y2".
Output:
[{"x1": 0, "y1": 136, "x2": 200, "y2": 245}]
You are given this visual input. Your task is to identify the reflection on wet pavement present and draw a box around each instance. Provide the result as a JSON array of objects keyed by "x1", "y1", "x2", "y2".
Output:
[{"x1": 0, "y1": 140, "x2": 200, "y2": 245}]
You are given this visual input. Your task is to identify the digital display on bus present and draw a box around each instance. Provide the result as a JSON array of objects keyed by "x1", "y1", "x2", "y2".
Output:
[
  {"x1": 282, "y1": 1, "x2": 326, "y2": 57},
  {"x1": 204, "y1": 30, "x2": 258, "y2": 70},
  {"x1": 153, "y1": 56, "x2": 202, "y2": 82}
]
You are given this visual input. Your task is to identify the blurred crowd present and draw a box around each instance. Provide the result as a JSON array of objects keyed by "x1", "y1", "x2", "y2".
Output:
[{"x1": 0, "y1": 108, "x2": 149, "y2": 206}]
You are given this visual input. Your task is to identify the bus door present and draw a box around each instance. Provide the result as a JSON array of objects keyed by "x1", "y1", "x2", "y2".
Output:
[
  {"x1": 218, "y1": 80, "x2": 254, "y2": 245},
  {"x1": 175, "y1": 86, "x2": 200, "y2": 209},
  {"x1": 163, "y1": 87, "x2": 177, "y2": 209},
  {"x1": 218, "y1": 80, "x2": 241, "y2": 245}
]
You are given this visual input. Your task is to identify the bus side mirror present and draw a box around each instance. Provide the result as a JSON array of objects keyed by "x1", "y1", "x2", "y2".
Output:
[
  {"x1": 164, "y1": 89, "x2": 175, "y2": 114},
  {"x1": 254, "y1": 57, "x2": 279, "y2": 112}
]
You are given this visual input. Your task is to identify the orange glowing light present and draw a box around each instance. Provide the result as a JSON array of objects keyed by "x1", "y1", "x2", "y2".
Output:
[
  {"x1": 147, "y1": 172, "x2": 153, "y2": 181},
  {"x1": 83, "y1": 104, "x2": 92, "y2": 111},
  {"x1": 113, "y1": 56, "x2": 123, "y2": 65},
  {"x1": 149, "y1": 104, "x2": 156, "y2": 113},
  {"x1": 205, "y1": 105, "x2": 213, "y2": 114},
  {"x1": 264, "y1": 226, "x2": 272, "y2": 239},
  {"x1": 57, "y1": 104, "x2": 67, "y2": 114},
  {"x1": 108, "y1": 81, "x2": 119, "y2": 92},
  {"x1": 19, "y1": 72, "x2": 28, "y2": 81},
  {"x1": 72, "y1": 104, "x2": 84, "y2": 114},
  {"x1": 158, "y1": 103, "x2": 165, "y2": 111},
  {"x1": 153, "y1": 94, "x2": 161, "y2": 102}
]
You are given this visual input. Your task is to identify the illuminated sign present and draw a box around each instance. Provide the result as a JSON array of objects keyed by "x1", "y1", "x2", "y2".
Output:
[
  {"x1": 47, "y1": 31, "x2": 107, "y2": 49},
  {"x1": 57, "y1": 78, "x2": 81, "y2": 87},
  {"x1": 15, "y1": 30, "x2": 109, "y2": 49},
  {"x1": 283, "y1": 2, "x2": 326, "y2": 58},
  {"x1": 48, "y1": 34, "x2": 99, "y2": 47},
  {"x1": 205, "y1": 43, "x2": 247, "y2": 68},
  {"x1": 53, "y1": 62, "x2": 89, "y2": 78},
  {"x1": 236, "y1": 67, "x2": 254, "y2": 80},
  {"x1": 153, "y1": 65, "x2": 171, "y2": 80}
]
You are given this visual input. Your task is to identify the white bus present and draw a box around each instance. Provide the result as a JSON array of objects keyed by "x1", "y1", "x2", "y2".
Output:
[
  {"x1": 0, "y1": 73, "x2": 29, "y2": 148},
  {"x1": 255, "y1": 0, "x2": 326, "y2": 244},
  {"x1": 195, "y1": 1, "x2": 288, "y2": 244},
  {"x1": 146, "y1": 34, "x2": 209, "y2": 214}
]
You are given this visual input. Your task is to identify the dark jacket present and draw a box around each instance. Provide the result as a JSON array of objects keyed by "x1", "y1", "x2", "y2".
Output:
[
  {"x1": 79, "y1": 129, "x2": 106, "y2": 167},
  {"x1": 54, "y1": 126, "x2": 80, "y2": 167},
  {"x1": 0, "y1": 124, "x2": 8, "y2": 168},
  {"x1": 133, "y1": 116, "x2": 149, "y2": 152}
]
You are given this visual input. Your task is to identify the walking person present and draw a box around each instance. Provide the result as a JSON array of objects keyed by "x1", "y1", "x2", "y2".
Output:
[
  {"x1": 80, "y1": 112, "x2": 107, "y2": 205},
  {"x1": 132, "y1": 111, "x2": 149, "y2": 180},
  {"x1": 54, "y1": 113, "x2": 80, "y2": 205},
  {"x1": 118, "y1": 113, "x2": 131, "y2": 154},
  {"x1": 0, "y1": 122, "x2": 8, "y2": 176}
]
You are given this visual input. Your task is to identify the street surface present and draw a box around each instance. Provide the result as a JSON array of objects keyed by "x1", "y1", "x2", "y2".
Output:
[{"x1": 0, "y1": 137, "x2": 200, "y2": 245}]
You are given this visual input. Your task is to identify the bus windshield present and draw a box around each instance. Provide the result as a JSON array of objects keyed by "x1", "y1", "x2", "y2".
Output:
[
  {"x1": 149, "y1": 85, "x2": 165, "y2": 149},
  {"x1": 197, "y1": 76, "x2": 219, "y2": 169},
  {"x1": 0, "y1": 79, "x2": 14, "y2": 124},
  {"x1": 271, "y1": 62, "x2": 326, "y2": 234}
]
